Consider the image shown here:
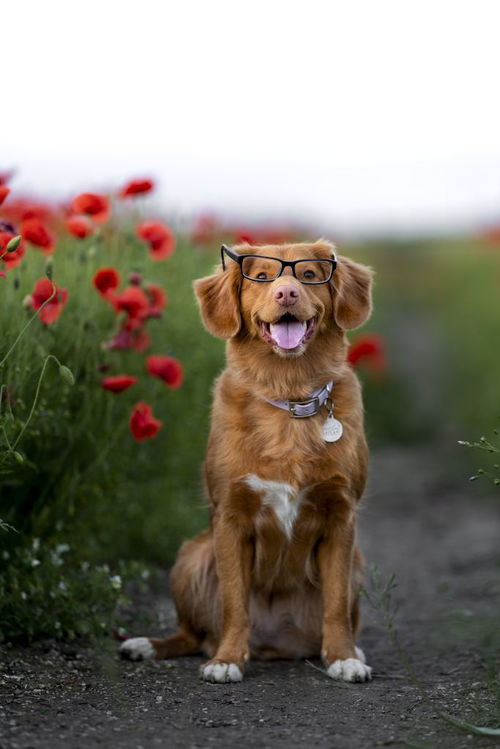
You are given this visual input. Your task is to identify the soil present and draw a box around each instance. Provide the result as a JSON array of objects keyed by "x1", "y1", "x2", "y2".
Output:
[{"x1": 1, "y1": 445, "x2": 499, "y2": 749}]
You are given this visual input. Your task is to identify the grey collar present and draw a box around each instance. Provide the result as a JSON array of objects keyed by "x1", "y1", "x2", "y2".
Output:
[{"x1": 263, "y1": 381, "x2": 333, "y2": 418}]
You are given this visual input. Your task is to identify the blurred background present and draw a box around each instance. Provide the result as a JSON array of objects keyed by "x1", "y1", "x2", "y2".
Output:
[{"x1": 1, "y1": 0, "x2": 499, "y2": 642}]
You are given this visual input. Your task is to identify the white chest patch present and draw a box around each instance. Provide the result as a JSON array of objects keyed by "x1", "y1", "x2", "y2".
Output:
[{"x1": 245, "y1": 475, "x2": 304, "y2": 539}]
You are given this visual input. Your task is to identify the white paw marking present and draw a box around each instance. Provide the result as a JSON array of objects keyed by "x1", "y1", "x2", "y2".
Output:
[
  {"x1": 327, "y1": 657, "x2": 372, "y2": 682},
  {"x1": 119, "y1": 637, "x2": 155, "y2": 661},
  {"x1": 355, "y1": 646, "x2": 366, "y2": 664},
  {"x1": 201, "y1": 662, "x2": 243, "y2": 683},
  {"x1": 245, "y1": 475, "x2": 305, "y2": 539}
]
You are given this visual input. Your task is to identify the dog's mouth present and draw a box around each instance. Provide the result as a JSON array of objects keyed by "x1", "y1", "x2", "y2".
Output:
[{"x1": 260, "y1": 313, "x2": 317, "y2": 352}]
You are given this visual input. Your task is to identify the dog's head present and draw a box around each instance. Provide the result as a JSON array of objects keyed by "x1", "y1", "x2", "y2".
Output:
[{"x1": 194, "y1": 240, "x2": 373, "y2": 358}]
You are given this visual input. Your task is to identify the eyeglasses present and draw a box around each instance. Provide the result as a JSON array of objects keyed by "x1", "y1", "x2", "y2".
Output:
[{"x1": 221, "y1": 244, "x2": 337, "y2": 285}]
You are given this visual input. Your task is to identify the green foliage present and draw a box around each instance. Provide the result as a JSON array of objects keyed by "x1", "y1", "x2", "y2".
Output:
[
  {"x1": 0, "y1": 537, "x2": 148, "y2": 643},
  {"x1": 458, "y1": 429, "x2": 500, "y2": 488}
]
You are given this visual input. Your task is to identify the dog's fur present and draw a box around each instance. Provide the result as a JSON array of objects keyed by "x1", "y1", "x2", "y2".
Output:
[{"x1": 121, "y1": 240, "x2": 374, "y2": 683}]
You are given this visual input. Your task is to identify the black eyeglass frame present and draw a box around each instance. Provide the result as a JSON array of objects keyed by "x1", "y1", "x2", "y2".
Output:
[{"x1": 220, "y1": 244, "x2": 337, "y2": 285}]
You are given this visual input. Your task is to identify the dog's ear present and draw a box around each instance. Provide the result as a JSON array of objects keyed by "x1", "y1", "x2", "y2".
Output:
[
  {"x1": 331, "y1": 256, "x2": 374, "y2": 330},
  {"x1": 193, "y1": 265, "x2": 241, "y2": 339}
]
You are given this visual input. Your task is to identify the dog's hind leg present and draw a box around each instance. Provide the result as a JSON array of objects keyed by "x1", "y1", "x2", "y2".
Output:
[{"x1": 120, "y1": 529, "x2": 219, "y2": 662}]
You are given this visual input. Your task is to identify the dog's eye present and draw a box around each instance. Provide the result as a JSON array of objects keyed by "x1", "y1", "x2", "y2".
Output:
[
  {"x1": 256, "y1": 272, "x2": 267, "y2": 280},
  {"x1": 303, "y1": 270, "x2": 316, "y2": 280}
]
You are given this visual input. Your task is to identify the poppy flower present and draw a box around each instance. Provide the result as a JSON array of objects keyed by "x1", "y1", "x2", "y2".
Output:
[
  {"x1": 71, "y1": 192, "x2": 110, "y2": 224},
  {"x1": 93, "y1": 267, "x2": 121, "y2": 296},
  {"x1": 146, "y1": 355, "x2": 183, "y2": 389},
  {"x1": 347, "y1": 334, "x2": 386, "y2": 373},
  {"x1": 0, "y1": 186, "x2": 10, "y2": 205},
  {"x1": 66, "y1": 215, "x2": 94, "y2": 239},
  {"x1": 105, "y1": 326, "x2": 150, "y2": 352},
  {"x1": 30, "y1": 277, "x2": 68, "y2": 324},
  {"x1": 144, "y1": 283, "x2": 167, "y2": 318},
  {"x1": 136, "y1": 221, "x2": 175, "y2": 260},
  {"x1": 101, "y1": 375, "x2": 138, "y2": 393},
  {"x1": 129, "y1": 401, "x2": 162, "y2": 441},
  {"x1": 0, "y1": 231, "x2": 25, "y2": 271},
  {"x1": 114, "y1": 285, "x2": 149, "y2": 320},
  {"x1": 21, "y1": 217, "x2": 56, "y2": 254},
  {"x1": 132, "y1": 328, "x2": 150, "y2": 352},
  {"x1": 146, "y1": 283, "x2": 167, "y2": 310},
  {"x1": 119, "y1": 178, "x2": 154, "y2": 198},
  {"x1": 2, "y1": 198, "x2": 55, "y2": 224}
]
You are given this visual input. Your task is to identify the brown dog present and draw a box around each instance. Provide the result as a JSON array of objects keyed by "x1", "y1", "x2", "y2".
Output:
[{"x1": 121, "y1": 240, "x2": 374, "y2": 683}]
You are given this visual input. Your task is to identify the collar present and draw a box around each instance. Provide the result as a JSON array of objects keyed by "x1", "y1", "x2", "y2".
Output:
[{"x1": 263, "y1": 381, "x2": 333, "y2": 418}]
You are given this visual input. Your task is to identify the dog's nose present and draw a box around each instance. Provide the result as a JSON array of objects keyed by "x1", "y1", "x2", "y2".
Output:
[{"x1": 274, "y1": 283, "x2": 299, "y2": 307}]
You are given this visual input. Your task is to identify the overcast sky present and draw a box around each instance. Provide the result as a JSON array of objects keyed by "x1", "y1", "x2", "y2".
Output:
[{"x1": 3, "y1": 0, "x2": 500, "y2": 235}]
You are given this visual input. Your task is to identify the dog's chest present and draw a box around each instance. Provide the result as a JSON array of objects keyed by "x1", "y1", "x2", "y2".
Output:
[{"x1": 245, "y1": 475, "x2": 306, "y2": 539}]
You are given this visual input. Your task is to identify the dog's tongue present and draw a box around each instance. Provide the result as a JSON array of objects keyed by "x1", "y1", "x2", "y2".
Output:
[{"x1": 270, "y1": 319, "x2": 306, "y2": 350}]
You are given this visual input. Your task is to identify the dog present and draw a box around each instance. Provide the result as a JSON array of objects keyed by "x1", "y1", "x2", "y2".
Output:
[{"x1": 121, "y1": 239, "x2": 374, "y2": 683}]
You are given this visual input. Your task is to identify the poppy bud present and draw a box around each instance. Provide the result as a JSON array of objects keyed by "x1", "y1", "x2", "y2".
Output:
[
  {"x1": 59, "y1": 365, "x2": 75, "y2": 385},
  {"x1": 13, "y1": 451, "x2": 24, "y2": 463},
  {"x1": 128, "y1": 272, "x2": 142, "y2": 285},
  {"x1": 45, "y1": 259, "x2": 53, "y2": 280},
  {"x1": 6, "y1": 235, "x2": 22, "y2": 252}
]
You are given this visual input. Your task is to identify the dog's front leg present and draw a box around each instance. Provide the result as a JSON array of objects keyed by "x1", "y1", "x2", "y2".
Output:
[
  {"x1": 317, "y1": 493, "x2": 372, "y2": 683},
  {"x1": 200, "y1": 497, "x2": 253, "y2": 684}
]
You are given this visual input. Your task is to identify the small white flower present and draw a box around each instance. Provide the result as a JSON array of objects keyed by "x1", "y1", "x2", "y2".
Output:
[
  {"x1": 32, "y1": 538, "x2": 40, "y2": 551},
  {"x1": 110, "y1": 575, "x2": 122, "y2": 590},
  {"x1": 58, "y1": 581, "x2": 67, "y2": 591},
  {"x1": 31, "y1": 559, "x2": 41, "y2": 567},
  {"x1": 56, "y1": 543, "x2": 70, "y2": 554},
  {"x1": 21, "y1": 591, "x2": 27, "y2": 600}
]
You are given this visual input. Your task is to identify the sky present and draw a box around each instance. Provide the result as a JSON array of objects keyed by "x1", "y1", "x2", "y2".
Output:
[{"x1": 3, "y1": 0, "x2": 500, "y2": 236}]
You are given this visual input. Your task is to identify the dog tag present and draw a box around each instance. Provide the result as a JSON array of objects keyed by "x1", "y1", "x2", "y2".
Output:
[{"x1": 322, "y1": 415, "x2": 343, "y2": 443}]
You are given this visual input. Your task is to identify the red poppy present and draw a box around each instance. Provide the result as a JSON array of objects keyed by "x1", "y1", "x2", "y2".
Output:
[
  {"x1": 105, "y1": 326, "x2": 150, "y2": 352},
  {"x1": 0, "y1": 231, "x2": 25, "y2": 271},
  {"x1": 93, "y1": 267, "x2": 121, "y2": 296},
  {"x1": 101, "y1": 375, "x2": 138, "y2": 393},
  {"x1": 0, "y1": 186, "x2": 10, "y2": 205},
  {"x1": 119, "y1": 178, "x2": 154, "y2": 198},
  {"x1": 21, "y1": 217, "x2": 56, "y2": 254},
  {"x1": 347, "y1": 334, "x2": 386, "y2": 373},
  {"x1": 129, "y1": 401, "x2": 162, "y2": 441},
  {"x1": 114, "y1": 285, "x2": 149, "y2": 320},
  {"x1": 66, "y1": 215, "x2": 94, "y2": 239},
  {"x1": 146, "y1": 283, "x2": 167, "y2": 310},
  {"x1": 2, "y1": 197, "x2": 55, "y2": 223},
  {"x1": 30, "y1": 278, "x2": 68, "y2": 324},
  {"x1": 146, "y1": 355, "x2": 183, "y2": 389},
  {"x1": 132, "y1": 328, "x2": 150, "y2": 352},
  {"x1": 136, "y1": 221, "x2": 175, "y2": 260},
  {"x1": 71, "y1": 192, "x2": 110, "y2": 224}
]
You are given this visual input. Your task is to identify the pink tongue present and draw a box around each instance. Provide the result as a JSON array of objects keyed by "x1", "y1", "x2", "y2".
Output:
[{"x1": 270, "y1": 319, "x2": 305, "y2": 350}]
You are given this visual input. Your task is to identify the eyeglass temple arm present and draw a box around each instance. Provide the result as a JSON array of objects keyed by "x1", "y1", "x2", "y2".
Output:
[{"x1": 221, "y1": 244, "x2": 238, "y2": 271}]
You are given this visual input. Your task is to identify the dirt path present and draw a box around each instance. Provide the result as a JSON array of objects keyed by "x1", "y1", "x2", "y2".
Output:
[{"x1": 1, "y1": 445, "x2": 499, "y2": 749}]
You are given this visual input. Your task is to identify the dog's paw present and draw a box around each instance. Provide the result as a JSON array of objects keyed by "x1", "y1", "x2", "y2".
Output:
[
  {"x1": 201, "y1": 660, "x2": 243, "y2": 683},
  {"x1": 119, "y1": 637, "x2": 155, "y2": 661},
  {"x1": 327, "y1": 657, "x2": 372, "y2": 682}
]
